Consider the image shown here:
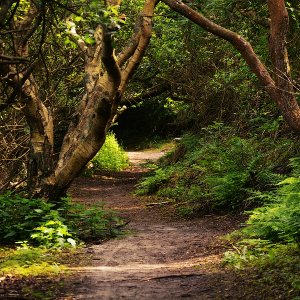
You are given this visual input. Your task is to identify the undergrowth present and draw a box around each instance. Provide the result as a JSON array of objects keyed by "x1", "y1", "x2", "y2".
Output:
[
  {"x1": 0, "y1": 192, "x2": 124, "y2": 279},
  {"x1": 223, "y1": 163, "x2": 300, "y2": 298},
  {"x1": 136, "y1": 122, "x2": 294, "y2": 213},
  {"x1": 0, "y1": 192, "x2": 124, "y2": 248},
  {"x1": 85, "y1": 132, "x2": 129, "y2": 176},
  {"x1": 0, "y1": 246, "x2": 68, "y2": 277}
]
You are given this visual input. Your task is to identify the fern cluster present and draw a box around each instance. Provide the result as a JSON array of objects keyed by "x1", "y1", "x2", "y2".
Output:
[{"x1": 136, "y1": 123, "x2": 289, "y2": 212}]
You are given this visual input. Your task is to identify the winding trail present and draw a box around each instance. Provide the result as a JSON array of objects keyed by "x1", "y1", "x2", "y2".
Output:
[{"x1": 65, "y1": 150, "x2": 243, "y2": 299}]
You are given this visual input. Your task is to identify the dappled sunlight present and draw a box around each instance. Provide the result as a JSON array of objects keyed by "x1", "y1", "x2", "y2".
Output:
[{"x1": 68, "y1": 254, "x2": 220, "y2": 274}]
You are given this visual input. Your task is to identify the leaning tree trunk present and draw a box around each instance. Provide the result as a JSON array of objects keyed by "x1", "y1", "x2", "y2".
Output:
[
  {"x1": 161, "y1": 0, "x2": 300, "y2": 131},
  {"x1": 39, "y1": 0, "x2": 156, "y2": 202},
  {"x1": 0, "y1": 0, "x2": 156, "y2": 202},
  {"x1": 0, "y1": 3, "x2": 54, "y2": 197}
]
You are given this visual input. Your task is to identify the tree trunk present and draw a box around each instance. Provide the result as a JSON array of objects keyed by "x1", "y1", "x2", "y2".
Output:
[
  {"x1": 267, "y1": 0, "x2": 300, "y2": 130},
  {"x1": 39, "y1": 0, "x2": 156, "y2": 202},
  {"x1": 161, "y1": 0, "x2": 300, "y2": 131},
  {"x1": 0, "y1": 0, "x2": 156, "y2": 202}
]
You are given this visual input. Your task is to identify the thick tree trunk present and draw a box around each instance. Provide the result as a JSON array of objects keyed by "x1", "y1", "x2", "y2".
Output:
[
  {"x1": 161, "y1": 0, "x2": 300, "y2": 131},
  {"x1": 1, "y1": 0, "x2": 155, "y2": 201},
  {"x1": 39, "y1": 0, "x2": 156, "y2": 202}
]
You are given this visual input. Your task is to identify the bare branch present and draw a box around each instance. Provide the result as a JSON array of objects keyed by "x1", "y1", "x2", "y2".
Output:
[
  {"x1": 119, "y1": 0, "x2": 156, "y2": 95},
  {"x1": 65, "y1": 18, "x2": 88, "y2": 54}
]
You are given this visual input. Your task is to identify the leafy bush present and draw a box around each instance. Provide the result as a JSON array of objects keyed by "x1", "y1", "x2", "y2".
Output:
[
  {"x1": 242, "y1": 176, "x2": 300, "y2": 244},
  {"x1": 0, "y1": 192, "x2": 56, "y2": 243},
  {"x1": 61, "y1": 200, "x2": 124, "y2": 241},
  {"x1": 0, "y1": 192, "x2": 124, "y2": 248},
  {"x1": 89, "y1": 132, "x2": 129, "y2": 173},
  {"x1": 222, "y1": 158, "x2": 300, "y2": 297},
  {"x1": 135, "y1": 168, "x2": 171, "y2": 195}
]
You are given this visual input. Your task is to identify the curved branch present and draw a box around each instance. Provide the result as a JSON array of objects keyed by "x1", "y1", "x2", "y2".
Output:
[
  {"x1": 117, "y1": 29, "x2": 141, "y2": 67},
  {"x1": 161, "y1": 0, "x2": 300, "y2": 131},
  {"x1": 119, "y1": 0, "x2": 156, "y2": 95}
]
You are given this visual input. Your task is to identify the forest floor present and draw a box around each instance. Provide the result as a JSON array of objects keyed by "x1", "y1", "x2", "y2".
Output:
[
  {"x1": 60, "y1": 149, "x2": 248, "y2": 300},
  {"x1": 0, "y1": 149, "x2": 256, "y2": 300}
]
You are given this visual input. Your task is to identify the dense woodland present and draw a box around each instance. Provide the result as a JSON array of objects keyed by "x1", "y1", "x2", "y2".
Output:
[{"x1": 0, "y1": 0, "x2": 300, "y2": 298}]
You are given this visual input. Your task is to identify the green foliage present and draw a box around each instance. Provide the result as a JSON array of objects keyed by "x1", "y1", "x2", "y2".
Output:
[
  {"x1": 0, "y1": 247, "x2": 66, "y2": 276},
  {"x1": 135, "y1": 168, "x2": 171, "y2": 195},
  {"x1": 31, "y1": 220, "x2": 76, "y2": 249},
  {"x1": 0, "y1": 193, "x2": 123, "y2": 248},
  {"x1": 0, "y1": 192, "x2": 57, "y2": 244},
  {"x1": 222, "y1": 158, "x2": 300, "y2": 298},
  {"x1": 223, "y1": 243, "x2": 300, "y2": 298},
  {"x1": 61, "y1": 200, "x2": 125, "y2": 241},
  {"x1": 242, "y1": 165, "x2": 300, "y2": 244},
  {"x1": 136, "y1": 123, "x2": 289, "y2": 212},
  {"x1": 88, "y1": 132, "x2": 129, "y2": 173}
]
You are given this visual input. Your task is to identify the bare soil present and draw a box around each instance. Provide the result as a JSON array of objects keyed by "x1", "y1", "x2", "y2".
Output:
[{"x1": 61, "y1": 150, "x2": 247, "y2": 300}]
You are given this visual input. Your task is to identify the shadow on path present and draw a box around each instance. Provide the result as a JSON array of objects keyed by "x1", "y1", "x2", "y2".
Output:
[{"x1": 63, "y1": 150, "x2": 245, "y2": 300}]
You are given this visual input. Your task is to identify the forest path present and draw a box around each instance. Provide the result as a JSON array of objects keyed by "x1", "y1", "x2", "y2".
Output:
[{"x1": 65, "y1": 149, "x2": 243, "y2": 299}]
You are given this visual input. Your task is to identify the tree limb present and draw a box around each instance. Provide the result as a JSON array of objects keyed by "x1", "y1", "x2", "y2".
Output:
[
  {"x1": 102, "y1": 27, "x2": 121, "y2": 89},
  {"x1": 121, "y1": 82, "x2": 171, "y2": 104},
  {"x1": 161, "y1": 0, "x2": 300, "y2": 131},
  {"x1": 119, "y1": 0, "x2": 156, "y2": 95}
]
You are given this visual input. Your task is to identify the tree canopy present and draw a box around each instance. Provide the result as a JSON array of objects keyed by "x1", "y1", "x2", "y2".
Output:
[{"x1": 0, "y1": 0, "x2": 299, "y2": 201}]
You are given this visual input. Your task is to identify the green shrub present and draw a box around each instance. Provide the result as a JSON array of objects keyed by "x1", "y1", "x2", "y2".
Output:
[
  {"x1": 135, "y1": 168, "x2": 171, "y2": 195},
  {"x1": 222, "y1": 158, "x2": 300, "y2": 298},
  {"x1": 0, "y1": 192, "x2": 56, "y2": 243},
  {"x1": 90, "y1": 132, "x2": 129, "y2": 172},
  {"x1": 136, "y1": 123, "x2": 287, "y2": 212},
  {"x1": 0, "y1": 193, "x2": 124, "y2": 248},
  {"x1": 243, "y1": 177, "x2": 300, "y2": 244}
]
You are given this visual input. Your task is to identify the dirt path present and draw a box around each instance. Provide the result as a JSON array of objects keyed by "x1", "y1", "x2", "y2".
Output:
[{"x1": 65, "y1": 150, "x2": 244, "y2": 299}]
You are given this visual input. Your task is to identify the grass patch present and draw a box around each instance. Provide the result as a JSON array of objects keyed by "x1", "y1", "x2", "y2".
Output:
[
  {"x1": 223, "y1": 244, "x2": 300, "y2": 299},
  {"x1": 0, "y1": 247, "x2": 67, "y2": 277}
]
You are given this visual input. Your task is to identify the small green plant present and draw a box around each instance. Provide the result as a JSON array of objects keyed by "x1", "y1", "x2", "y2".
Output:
[
  {"x1": 0, "y1": 193, "x2": 124, "y2": 248},
  {"x1": 31, "y1": 220, "x2": 76, "y2": 248},
  {"x1": 86, "y1": 132, "x2": 129, "y2": 174}
]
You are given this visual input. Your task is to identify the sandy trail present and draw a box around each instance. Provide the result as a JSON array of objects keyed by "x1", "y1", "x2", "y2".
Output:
[{"x1": 65, "y1": 150, "x2": 242, "y2": 299}]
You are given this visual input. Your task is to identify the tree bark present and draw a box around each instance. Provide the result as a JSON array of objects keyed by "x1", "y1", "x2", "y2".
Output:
[
  {"x1": 0, "y1": 0, "x2": 156, "y2": 201},
  {"x1": 0, "y1": 2, "x2": 54, "y2": 196},
  {"x1": 267, "y1": 0, "x2": 300, "y2": 130},
  {"x1": 39, "y1": 0, "x2": 156, "y2": 201},
  {"x1": 161, "y1": 0, "x2": 300, "y2": 131}
]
